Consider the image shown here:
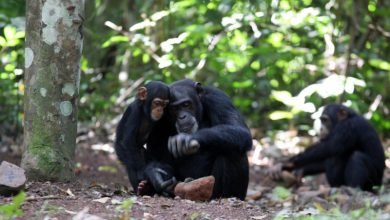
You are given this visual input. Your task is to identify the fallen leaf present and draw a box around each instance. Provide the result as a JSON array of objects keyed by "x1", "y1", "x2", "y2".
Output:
[
  {"x1": 160, "y1": 203, "x2": 172, "y2": 208},
  {"x1": 251, "y1": 215, "x2": 267, "y2": 219},
  {"x1": 93, "y1": 197, "x2": 110, "y2": 204},
  {"x1": 66, "y1": 188, "x2": 75, "y2": 197}
]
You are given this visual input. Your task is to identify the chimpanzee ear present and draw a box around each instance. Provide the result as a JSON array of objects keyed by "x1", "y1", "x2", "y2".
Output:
[
  {"x1": 337, "y1": 108, "x2": 348, "y2": 121},
  {"x1": 137, "y1": 87, "x2": 148, "y2": 101},
  {"x1": 194, "y1": 82, "x2": 204, "y2": 96}
]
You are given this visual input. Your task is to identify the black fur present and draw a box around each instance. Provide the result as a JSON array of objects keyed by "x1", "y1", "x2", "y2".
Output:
[{"x1": 289, "y1": 104, "x2": 385, "y2": 191}]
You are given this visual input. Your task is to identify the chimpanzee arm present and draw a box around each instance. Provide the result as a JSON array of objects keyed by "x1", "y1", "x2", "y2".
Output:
[
  {"x1": 115, "y1": 105, "x2": 146, "y2": 190},
  {"x1": 194, "y1": 87, "x2": 252, "y2": 154},
  {"x1": 299, "y1": 160, "x2": 326, "y2": 176},
  {"x1": 193, "y1": 125, "x2": 252, "y2": 154},
  {"x1": 290, "y1": 119, "x2": 357, "y2": 167}
]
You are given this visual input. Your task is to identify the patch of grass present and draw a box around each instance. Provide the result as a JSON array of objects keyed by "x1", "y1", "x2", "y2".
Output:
[
  {"x1": 0, "y1": 191, "x2": 25, "y2": 220},
  {"x1": 116, "y1": 196, "x2": 137, "y2": 220}
]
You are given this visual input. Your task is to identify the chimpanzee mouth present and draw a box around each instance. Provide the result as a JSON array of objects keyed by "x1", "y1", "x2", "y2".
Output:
[{"x1": 176, "y1": 122, "x2": 198, "y2": 134}]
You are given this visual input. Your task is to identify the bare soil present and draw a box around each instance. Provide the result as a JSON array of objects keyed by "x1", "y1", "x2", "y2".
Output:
[{"x1": 1, "y1": 134, "x2": 390, "y2": 220}]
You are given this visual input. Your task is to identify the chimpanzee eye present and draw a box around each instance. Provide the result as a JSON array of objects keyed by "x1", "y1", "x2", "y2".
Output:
[{"x1": 182, "y1": 101, "x2": 191, "y2": 108}]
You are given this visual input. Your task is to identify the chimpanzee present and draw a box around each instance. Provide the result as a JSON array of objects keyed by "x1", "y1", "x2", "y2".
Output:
[
  {"x1": 153, "y1": 79, "x2": 253, "y2": 200},
  {"x1": 114, "y1": 81, "x2": 172, "y2": 194},
  {"x1": 270, "y1": 104, "x2": 385, "y2": 192}
]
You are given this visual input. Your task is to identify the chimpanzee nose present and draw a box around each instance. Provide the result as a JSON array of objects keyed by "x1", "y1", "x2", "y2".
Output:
[{"x1": 178, "y1": 114, "x2": 186, "y2": 120}]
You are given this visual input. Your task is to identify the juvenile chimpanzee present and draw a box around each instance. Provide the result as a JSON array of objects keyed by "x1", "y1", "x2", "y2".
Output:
[
  {"x1": 114, "y1": 81, "x2": 172, "y2": 194},
  {"x1": 270, "y1": 104, "x2": 385, "y2": 192},
  {"x1": 161, "y1": 79, "x2": 253, "y2": 200}
]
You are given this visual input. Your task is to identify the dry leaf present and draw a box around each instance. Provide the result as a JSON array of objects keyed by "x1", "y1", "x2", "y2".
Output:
[
  {"x1": 93, "y1": 197, "x2": 110, "y2": 204},
  {"x1": 67, "y1": 188, "x2": 75, "y2": 197},
  {"x1": 251, "y1": 215, "x2": 267, "y2": 220}
]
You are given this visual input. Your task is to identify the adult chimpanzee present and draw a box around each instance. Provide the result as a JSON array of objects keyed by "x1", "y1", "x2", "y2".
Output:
[
  {"x1": 114, "y1": 81, "x2": 172, "y2": 194},
  {"x1": 270, "y1": 104, "x2": 385, "y2": 192},
  {"x1": 163, "y1": 79, "x2": 253, "y2": 200}
]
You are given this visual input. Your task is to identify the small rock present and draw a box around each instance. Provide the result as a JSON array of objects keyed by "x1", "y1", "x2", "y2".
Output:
[
  {"x1": 280, "y1": 171, "x2": 298, "y2": 186},
  {"x1": 174, "y1": 176, "x2": 215, "y2": 201},
  {"x1": 334, "y1": 194, "x2": 350, "y2": 203},
  {"x1": 0, "y1": 161, "x2": 26, "y2": 196}
]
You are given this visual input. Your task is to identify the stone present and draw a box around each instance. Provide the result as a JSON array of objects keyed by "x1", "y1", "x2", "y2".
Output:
[
  {"x1": 0, "y1": 161, "x2": 27, "y2": 196},
  {"x1": 174, "y1": 176, "x2": 215, "y2": 201}
]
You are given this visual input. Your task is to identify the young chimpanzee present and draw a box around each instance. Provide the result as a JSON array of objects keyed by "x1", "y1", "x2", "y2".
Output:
[
  {"x1": 156, "y1": 79, "x2": 253, "y2": 200},
  {"x1": 270, "y1": 104, "x2": 385, "y2": 192},
  {"x1": 114, "y1": 81, "x2": 172, "y2": 194}
]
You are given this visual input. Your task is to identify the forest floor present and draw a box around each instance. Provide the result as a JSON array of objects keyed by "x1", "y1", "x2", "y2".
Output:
[{"x1": 1, "y1": 127, "x2": 390, "y2": 220}]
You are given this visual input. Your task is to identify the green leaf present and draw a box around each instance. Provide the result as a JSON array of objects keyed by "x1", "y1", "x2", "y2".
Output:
[
  {"x1": 269, "y1": 111, "x2": 294, "y2": 120},
  {"x1": 232, "y1": 80, "x2": 253, "y2": 88},
  {"x1": 368, "y1": 58, "x2": 390, "y2": 71},
  {"x1": 0, "y1": 36, "x2": 6, "y2": 47},
  {"x1": 102, "y1": 36, "x2": 129, "y2": 48},
  {"x1": 273, "y1": 186, "x2": 290, "y2": 200},
  {"x1": 268, "y1": 32, "x2": 284, "y2": 48},
  {"x1": 190, "y1": 212, "x2": 199, "y2": 220},
  {"x1": 271, "y1": 90, "x2": 292, "y2": 104},
  {"x1": 142, "y1": 54, "x2": 150, "y2": 63},
  {"x1": 4, "y1": 26, "x2": 16, "y2": 41}
]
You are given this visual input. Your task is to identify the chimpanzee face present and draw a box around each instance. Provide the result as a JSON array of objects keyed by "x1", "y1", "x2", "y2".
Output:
[
  {"x1": 138, "y1": 81, "x2": 170, "y2": 122},
  {"x1": 318, "y1": 104, "x2": 350, "y2": 140},
  {"x1": 319, "y1": 114, "x2": 332, "y2": 140},
  {"x1": 169, "y1": 80, "x2": 203, "y2": 134},
  {"x1": 150, "y1": 98, "x2": 169, "y2": 121}
]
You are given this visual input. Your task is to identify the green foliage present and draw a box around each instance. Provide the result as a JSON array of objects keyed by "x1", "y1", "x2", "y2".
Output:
[
  {"x1": 272, "y1": 186, "x2": 291, "y2": 200},
  {"x1": 0, "y1": 191, "x2": 25, "y2": 219},
  {"x1": 1, "y1": 0, "x2": 390, "y2": 137},
  {"x1": 116, "y1": 197, "x2": 137, "y2": 220}
]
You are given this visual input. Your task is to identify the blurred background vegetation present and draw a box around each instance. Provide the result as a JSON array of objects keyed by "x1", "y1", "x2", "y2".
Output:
[{"x1": 1, "y1": 0, "x2": 389, "y2": 141}]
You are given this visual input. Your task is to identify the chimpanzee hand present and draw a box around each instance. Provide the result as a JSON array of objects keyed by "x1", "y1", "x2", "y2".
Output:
[
  {"x1": 145, "y1": 167, "x2": 177, "y2": 196},
  {"x1": 168, "y1": 133, "x2": 200, "y2": 158},
  {"x1": 266, "y1": 162, "x2": 295, "y2": 180}
]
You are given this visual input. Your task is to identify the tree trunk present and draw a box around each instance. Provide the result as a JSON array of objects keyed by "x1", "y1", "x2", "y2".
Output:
[{"x1": 22, "y1": 0, "x2": 84, "y2": 181}]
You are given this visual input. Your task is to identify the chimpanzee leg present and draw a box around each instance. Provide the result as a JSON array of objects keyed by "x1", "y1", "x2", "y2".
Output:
[
  {"x1": 143, "y1": 161, "x2": 177, "y2": 196},
  {"x1": 325, "y1": 156, "x2": 347, "y2": 187},
  {"x1": 211, "y1": 155, "x2": 249, "y2": 200},
  {"x1": 344, "y1": 151, "x2": 380, "y2": 191}
]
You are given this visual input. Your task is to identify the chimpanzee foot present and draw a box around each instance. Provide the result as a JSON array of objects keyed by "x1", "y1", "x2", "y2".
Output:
[
  {"x1": 137, "y1": 180, "x2": 154, "y2": 196},
  {"x1": 174, "y1": 176, "x2": 215, "y2": 201}
]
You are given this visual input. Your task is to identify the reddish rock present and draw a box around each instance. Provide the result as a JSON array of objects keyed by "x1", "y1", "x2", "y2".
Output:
[{"x1": 174, "y1": 176, "x2": 215, "y2": 201}]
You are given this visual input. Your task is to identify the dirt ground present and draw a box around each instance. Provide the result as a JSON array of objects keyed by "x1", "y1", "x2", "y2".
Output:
[{"x1": 1, "y1": 131, "x2": 390, "y2": 220}]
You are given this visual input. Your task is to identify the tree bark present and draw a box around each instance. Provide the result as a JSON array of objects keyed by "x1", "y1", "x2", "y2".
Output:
[{"x1": 22, "y1": 0, "x2": 84, "y2": 181}]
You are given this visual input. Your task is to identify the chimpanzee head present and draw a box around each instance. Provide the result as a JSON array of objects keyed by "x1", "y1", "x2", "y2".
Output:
[
  {"x1": 319, "y1": 104, "x2": 356, "y2": 140},
  {"x1": 168, "y1": 79, "x2": 204, "y2": 134},
  {"x1": 138, "y1": 81, "x2": 170, "y2": 121}
]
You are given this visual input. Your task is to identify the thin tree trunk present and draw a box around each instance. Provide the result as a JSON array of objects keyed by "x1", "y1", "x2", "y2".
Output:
[{"x1": 22, "y1": 0, "x2": 84, "y2": 181}]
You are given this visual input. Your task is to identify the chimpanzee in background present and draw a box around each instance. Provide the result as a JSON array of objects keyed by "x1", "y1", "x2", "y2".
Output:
[
  {"x1": 114, "y1": 81, "x2": 172, "y2": 194},
  {"x1": 161, "y1": 79, "x2": 253, "y2": 200},
  {"x1": 270, "y1": 104, "x2": 385, "y2": 192}
]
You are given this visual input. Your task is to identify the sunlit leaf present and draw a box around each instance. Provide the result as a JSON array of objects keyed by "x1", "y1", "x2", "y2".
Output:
[
  {"x1": 273, "y1": 186, "x2": 290, "y2": 200},
  {"x1": 0, "y1": 36, "x2": 6, "y2": 47},
  {"x1": 102, "y1": 36, "x2": 129, "y2": 48},
  {"x1": 269, "y1": 111, "x2": 294, "y2": 120},
  {"x1": 4, "y1": 26, "x2": 16, "y2": 41},
  {"x1": 142, "y1": 54, "x2": 150, "y2": 63},
  {"x1": 151, "y1": 10, "x2": 170, "y2": 21},
  {"x1": 268, "y1": 32, "x2": 284, "y2": 48},
  {"x1": 233, "y1": 80, "x2": 253, "y2": 88},
  {"x1": 271, "y1": 90, "x2": 292, "y2": 105},
  {"x1": 369, "y1": 58, "x2": 390, "y2": 71}
]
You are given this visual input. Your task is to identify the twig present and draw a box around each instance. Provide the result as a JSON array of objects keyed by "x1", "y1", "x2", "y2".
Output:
[
  {"x1": 26, "y1": 195, "x2": 77, "y2": 201},
  {"x1": 115, "y1": 77, "x2": 145, "y2": 105}
]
